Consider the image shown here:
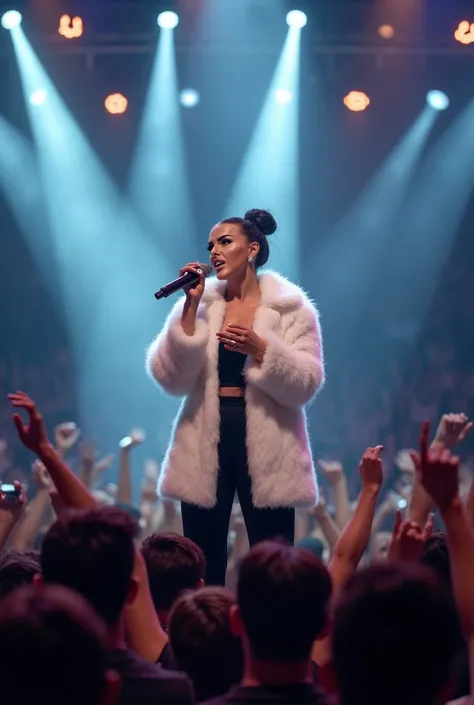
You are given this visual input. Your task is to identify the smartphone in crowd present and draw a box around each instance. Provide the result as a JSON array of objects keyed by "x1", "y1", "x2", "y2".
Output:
[{"x1": 0, "y1": 484, "x2": 21, "y2": 501}]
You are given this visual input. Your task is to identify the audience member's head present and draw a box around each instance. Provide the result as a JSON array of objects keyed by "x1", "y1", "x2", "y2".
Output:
[
  {"x1": 234, "y1": 540, "x2": 332, "y2": 663},
  {"x1": 419, "y1": 531, "x2": 451, "y2": 589},
  {"x1": 0, "y1": 550, "x2": 40, "y2": 598},
  {"x1": 333, "y1": 563, "x2": 460, "y2": 705},
  {"x1": 295, "y1": 536, "x2": 325, "y2": 559},
  {"x1": 40, "y1": 506, "x2": 138, "y2": 626},
  {"x1": 141, "y1": 532, "x2": 205, "y2": 621},
  {"x1": 168, "y1": 586, "x2": 243, "y2": 701},
  {"x1": 0, "y1": 584, "x2": 118, "y2": 705}
]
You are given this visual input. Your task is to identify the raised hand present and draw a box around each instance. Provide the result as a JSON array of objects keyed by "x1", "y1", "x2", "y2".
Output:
[
  {"x1": 310, "y1": 489, "x2": 328, "y2": 519},
  {"x1": 95, "y1": 454, "x2": 115, "y2": 473},
  {"x1": 318, "y1": 459, "x2": 344, "y2": 486},
  {"x1": 216, "y1": 324, "x2": 267, "y2": 361},
  {"x1": 359, "y1": 446, "x2": 384, "y2": 491},
  {"x1": 119, "y1": 427, "x2": 145, "y2": 450},
  {"x1": 411, "y1": 421, "x2": 460, "y2": 512},
  {"x1": 54, "y1": 422, "x2": 80, "y2": 453},
  {"x1": 388, "y1": 510, "x2": 434, "y2": 563},
  {"x1": 8, "y1": 392, "x2": 50, "y2": 454},
  {"x1": 80, "y1": 440, "x2": 97, "y2": 467},
  {"x1": 434, "y1": 413, "x2": 472, "y2": 448},
  {"x1": 31, "y1": 459, "x2": 53, "y2": 491}
]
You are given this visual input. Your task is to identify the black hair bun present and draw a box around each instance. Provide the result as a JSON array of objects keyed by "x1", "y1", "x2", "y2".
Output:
[{"x1": 244, "y1": 209, "x2": 277, "y2": 236}]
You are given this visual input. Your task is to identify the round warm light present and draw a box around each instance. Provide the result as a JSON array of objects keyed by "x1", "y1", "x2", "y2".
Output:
[
  {"x1": 344, "y1": 91, "x2": 370, "y2": 112},
  {"x1": 105, "y1": 93, "x2": 128, "y2": 115},
  {"x1": 378, "y1": 24, "x2": 395, "y2": 39},
  {"x1": 454, "y1": 20, "x2": 474, "y2": 45}
]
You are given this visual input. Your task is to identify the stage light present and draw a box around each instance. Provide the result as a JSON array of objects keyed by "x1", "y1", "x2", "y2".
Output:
[
  {"x1": 1, "y1": 10, "x2": 22, "y2": 29},
  {"x1": 29, "y1": 89, "x2": 47, "y2": 106},
  {"x1": 378, "y1": 24, "x2": 395, "y2": 39},
  {"x1": 344, "y1": 91, "x2": 370, "y2": 112},
  {"x1": 58, "y1": 14, "x2": 84, "y2": 39},
  {"x1": 426, "y1": 90, "x2": 449, "y2": 111},
  {"x1": 275, "y1": 89, "x2": 293, "y2": 104},
  {"x1": 157, "y1": 11, "x2": 179, "y2": 29},
  {"x1": 105, "y1": 93, "x2": 128, "y2": 115},
  {"x1": 454, "y1": 20, "x2": 474, "y2": 44},
  {"x1": 180, "y1": 89, "x2": 200, "y2": 108},
  {"x1": 286, "y1": 10, "x2": 307, "y2": 28}
]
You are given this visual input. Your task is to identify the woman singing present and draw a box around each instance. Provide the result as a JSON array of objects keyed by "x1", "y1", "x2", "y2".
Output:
[{"x1": 146, "y1": 209, "x2": 324, "y2": 585}]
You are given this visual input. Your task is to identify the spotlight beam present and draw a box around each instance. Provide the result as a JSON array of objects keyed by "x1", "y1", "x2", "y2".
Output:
[
  {"x1": 9, "y1": 23, "x2": 171, "y2": 471},
  {"x1": 224, "y1": 23, "x2": 304, "y2": 282},
  {"x1": 309, "y1": 105, "x2": 439, "y2": 354},
  {"x1": 128, "y1": 15, "x2": 196, "y2": 269}
]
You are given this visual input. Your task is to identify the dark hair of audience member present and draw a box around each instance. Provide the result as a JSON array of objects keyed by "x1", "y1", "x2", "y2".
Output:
[
  {"x1": 0, "y1": 584, "x2": 115, "y2": 705},
  {"x1": 420, "y1": 533, "x2": 470, "y2": 698},
  {"x1": 168, "y1": 586, "x2": 243, "y2": 701},
  {"x1": 40, "y1": 506, "x2": 137, "y2": 625},
  {"x1": 141, "y1": 532, "x2": 206, "y2": 614},
  {"x1": 237, "y1": 541, "x2": 332, "y2": 662},
  {"x1": 419, "y1": 531, "x2": 452, "y2": 588},
  {"x1": 0, "y1": 550, "x2": 40, "y2": 599},
  {"x1": 332, "y1": 563, "x2": 460, "y2": 705}
]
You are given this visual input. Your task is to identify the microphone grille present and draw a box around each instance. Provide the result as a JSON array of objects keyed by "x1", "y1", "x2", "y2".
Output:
[{"x1": 200, "y1": 263, "x2": 213, "y2": 277}]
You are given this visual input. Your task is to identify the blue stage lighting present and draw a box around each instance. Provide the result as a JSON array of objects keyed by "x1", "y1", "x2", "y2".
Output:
[
  {"x1": 286, "y1": 10, "x2": 307, "y2": 28},
  {"x1": 29, "y1": 89, "x2": 47, "y2": 106},
  {"x1": 180, "y1": 89, "x2": 200, "y2": 108},
  {"x1": 426, "y1": 90, "x2": 449, "y2": 111},
  {"x1": 1, "y1": 10, "x2": 22, "y2": 30},
  {"x1": 157, "y1": 11, "x2": 179, "y2": 29},
  {"x1": 275, "y1": 89, "x2": 293, "y2": 104}
]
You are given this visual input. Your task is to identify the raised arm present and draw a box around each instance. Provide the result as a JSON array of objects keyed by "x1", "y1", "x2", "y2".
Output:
[
  {"x1": 413, "y1": 420, "x2": 474, "y2": 686},
  {"x1": 312, "y1": 446, "x2": 383, "y2": 666},
  {"x1": 408, "y1": 413, "x2": 472, "y2": 525},
  {"x1": 11, "y1": 461, "x2": 53, "y2": 551},
  {"x1": 8, "y1": 391, "x2": 169, "y2": 662},
  {"x1": 117, "y1": 428, "x2": 144, "y2": 505},
  {"x1": 146, "y1": 265, "x2": 209, "y2": 397},
  {"x1": 0, "y1": 481, "x2": 26, "y2": 552},
  {"x1": 8, "y1": 392, "x2": 96, "y2": 510},
  {"x1": 318, "y1": 460, "x2": 353, "y2": 529}
]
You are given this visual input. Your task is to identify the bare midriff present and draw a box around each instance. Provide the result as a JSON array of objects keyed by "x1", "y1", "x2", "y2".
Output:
[{"x1": 219, "y1": 387, "x2": 245, "y2": 398}]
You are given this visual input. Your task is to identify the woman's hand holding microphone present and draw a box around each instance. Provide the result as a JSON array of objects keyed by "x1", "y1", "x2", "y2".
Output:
[
  {"x1": 181, "y1": 262, "x2": 207, "y2": 305},
  {"x1": 180, "y1": 262, "x2": 206, "y2": 336},
  {"x1": 178, "y1": 261, "x2": 267, "y2": 362}
]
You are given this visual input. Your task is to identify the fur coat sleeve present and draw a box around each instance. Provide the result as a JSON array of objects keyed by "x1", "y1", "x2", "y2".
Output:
[
  {"x1": 245, "y1": 302, "x2": 324, "y2": 409},
  {"x1": 146, "y1": 297, "x2": 208, "y2": 396}
]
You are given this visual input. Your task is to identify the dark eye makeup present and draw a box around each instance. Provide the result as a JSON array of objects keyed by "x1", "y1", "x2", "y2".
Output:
[{"x1": 207, "y1": 237, "x2": 232, "y2": 252}]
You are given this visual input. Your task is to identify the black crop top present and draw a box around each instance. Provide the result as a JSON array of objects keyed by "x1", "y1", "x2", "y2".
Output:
[{"x1": 218, "y1": 342, "x2": 247, "y2": 388}]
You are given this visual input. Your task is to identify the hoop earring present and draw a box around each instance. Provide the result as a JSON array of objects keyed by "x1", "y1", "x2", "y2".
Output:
[{"x1": 248, "y1": 257, "x2": 254, "y2": 265}]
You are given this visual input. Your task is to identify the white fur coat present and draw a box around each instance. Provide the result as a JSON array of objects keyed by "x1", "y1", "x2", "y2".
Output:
[{"x1": 146, "y1": 270, "x2": 324, "y2": 509}]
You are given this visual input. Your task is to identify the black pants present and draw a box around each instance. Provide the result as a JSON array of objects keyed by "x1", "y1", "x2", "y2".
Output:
[{"x1": 181, "y1": 397, "x2": 295, "y2": 585}]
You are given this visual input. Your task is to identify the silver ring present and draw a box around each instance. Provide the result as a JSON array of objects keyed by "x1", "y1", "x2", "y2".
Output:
[{"x1": 231, "y1": 339, "x2": 236, "y2": 347}]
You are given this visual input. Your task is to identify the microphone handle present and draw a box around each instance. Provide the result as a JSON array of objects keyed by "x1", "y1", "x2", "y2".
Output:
[{"x1": 154, "y1": 270, "x2": 200, "y2": 300}]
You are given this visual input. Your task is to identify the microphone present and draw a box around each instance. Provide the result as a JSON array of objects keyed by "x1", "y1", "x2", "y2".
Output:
[{"x1": 154, "y1": 263, "x2": 212, "y2": 300}]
